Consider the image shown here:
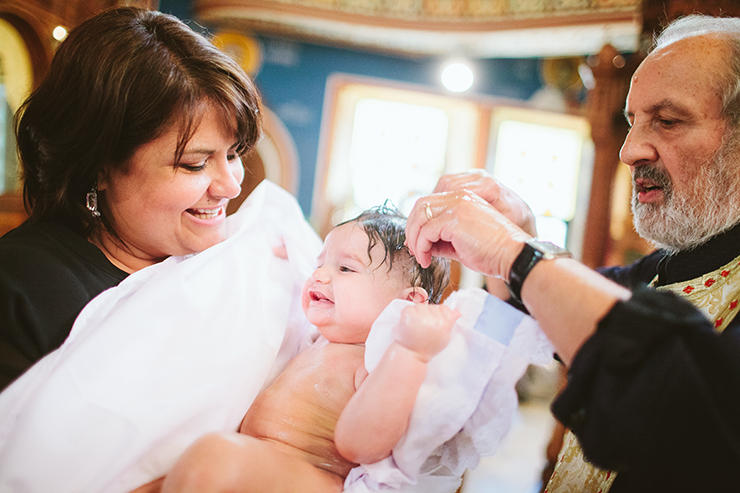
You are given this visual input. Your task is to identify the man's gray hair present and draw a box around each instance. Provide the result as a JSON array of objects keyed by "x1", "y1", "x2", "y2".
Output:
[{"x1": 654, "y1": 15, "x2": 740, "y2": 127}]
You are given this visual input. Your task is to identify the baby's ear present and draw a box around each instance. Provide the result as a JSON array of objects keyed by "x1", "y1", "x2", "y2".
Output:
[{"x1": 405, "y1": 287, "x2": 428, "y2": 304}]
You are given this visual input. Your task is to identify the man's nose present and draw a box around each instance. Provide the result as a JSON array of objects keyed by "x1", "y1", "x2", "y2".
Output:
[{"x1": 619, "y1": 122, "x2": 659, "y2": 168}]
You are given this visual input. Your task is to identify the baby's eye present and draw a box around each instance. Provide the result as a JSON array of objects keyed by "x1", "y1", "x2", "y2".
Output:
[{"x1": 339, "y1": 266, "x2": 355, "y2": 273}]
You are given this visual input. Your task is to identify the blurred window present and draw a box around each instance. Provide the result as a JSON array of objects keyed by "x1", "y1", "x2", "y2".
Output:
[
  {"x1": 317, "y1": 78, "x2": 479, "y2": 234},
  {"x1": 317, "y1": 77, "x2": 591, "y2": 261},
  {"x1": 486, "y1": 108, "x2": 592, "y2": 250}
]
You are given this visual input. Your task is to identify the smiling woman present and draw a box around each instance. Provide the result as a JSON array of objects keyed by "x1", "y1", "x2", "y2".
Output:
[
  {"x1": 94, "y1": 105, "x2": 246, "y2": 273},
  {"x1": 0, "y1": 6, "x2": 262, "y2": 391}
]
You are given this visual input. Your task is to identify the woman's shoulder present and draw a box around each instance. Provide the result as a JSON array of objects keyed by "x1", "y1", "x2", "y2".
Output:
[
  {"x1": 0, "y1": 221, "x2": 127, "y2": 282},
  {"x1": 0, "y1": 222, "x2": 127, "y2": 295}
]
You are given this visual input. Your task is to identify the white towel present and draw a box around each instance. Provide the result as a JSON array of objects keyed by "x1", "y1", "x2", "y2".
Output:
[
  {"x1": 345, "y1": 289, "x2": 553, "y2": 492},
  {"x1": 0, "y1": 180, "x2": 322, "y2": 493}
]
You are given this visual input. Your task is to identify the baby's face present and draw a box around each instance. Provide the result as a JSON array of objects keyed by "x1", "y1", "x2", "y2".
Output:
[{"x1": 301, "y1": 222, "x2": 411, "y2": 344}]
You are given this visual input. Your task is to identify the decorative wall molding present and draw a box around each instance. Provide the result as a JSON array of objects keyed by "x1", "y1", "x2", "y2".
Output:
[{"x1": 196, "y1": 0, "x2": 641, "y2": 57}]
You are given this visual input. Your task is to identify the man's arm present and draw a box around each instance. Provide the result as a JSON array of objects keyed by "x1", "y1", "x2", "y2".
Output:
[{"x1": 334, "y1": 304, "x2": 458, "y2": 464}]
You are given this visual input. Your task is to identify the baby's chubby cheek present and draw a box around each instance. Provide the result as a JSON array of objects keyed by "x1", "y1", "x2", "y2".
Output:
[{"x1": 300, "y1": 280, "x2": 312, "y2": 315}]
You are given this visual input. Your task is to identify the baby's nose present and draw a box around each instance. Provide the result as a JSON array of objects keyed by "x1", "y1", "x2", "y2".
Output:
[{"x1": 312, "y1": 266, "x2": 330, "y2": 283}]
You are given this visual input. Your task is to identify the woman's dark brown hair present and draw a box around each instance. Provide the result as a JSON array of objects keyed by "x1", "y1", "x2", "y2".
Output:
[{"x1": 15, "y1": 6, "x2": 262, "y2": 238}]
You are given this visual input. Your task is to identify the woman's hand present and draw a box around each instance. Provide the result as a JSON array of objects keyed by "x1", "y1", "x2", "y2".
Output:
[
  {"x1": 405, "y1": 189, "x2": 531, "y2": 279},
  {"x1": 433, "y1": 170, "x2": 537, "y2": 236},
  {"x1": 393, "y1": 304, "x2": 460, "y2": 363}
]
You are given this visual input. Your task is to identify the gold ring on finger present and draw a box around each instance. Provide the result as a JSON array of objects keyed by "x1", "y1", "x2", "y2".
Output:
[{"x1": 424, "y1": 202, "x2": 434, "y2": 221}]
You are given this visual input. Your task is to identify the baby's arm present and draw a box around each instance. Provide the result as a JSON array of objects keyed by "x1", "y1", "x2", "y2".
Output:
[{"x1": 334, "y1": 304, "x2": 459, "y2": 464}]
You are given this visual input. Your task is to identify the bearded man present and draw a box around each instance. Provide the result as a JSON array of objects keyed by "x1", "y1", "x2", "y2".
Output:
[{"x1": 405, "y1": 14, "x2": 740, "y2": 493}]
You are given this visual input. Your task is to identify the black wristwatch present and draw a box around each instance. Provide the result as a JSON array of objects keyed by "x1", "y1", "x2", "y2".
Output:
[{"x1": 507, "y1": 239, "x2": 572, "y2": 304}]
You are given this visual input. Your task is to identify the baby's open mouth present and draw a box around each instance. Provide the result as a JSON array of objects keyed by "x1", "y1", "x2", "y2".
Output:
[{"x1": 310, "y1": 291, "x2": 331, "y2": 303}]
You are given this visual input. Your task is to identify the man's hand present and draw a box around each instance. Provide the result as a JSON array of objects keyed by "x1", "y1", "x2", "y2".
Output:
[
  {"x1": 405, "y1": 188, "x2": 531, "y2": 280},
  {"x1": 434, "y1": 170, "x2": 537, "y2": 236}
]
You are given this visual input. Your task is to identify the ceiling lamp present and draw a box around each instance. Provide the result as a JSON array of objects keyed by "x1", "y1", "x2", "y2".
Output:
[
  {"x1": 441, "y1": 61, "x2": 474, "y2": 92},
  {"x1": 52, "y1": 26, "x2": 68, "y2": 41}
]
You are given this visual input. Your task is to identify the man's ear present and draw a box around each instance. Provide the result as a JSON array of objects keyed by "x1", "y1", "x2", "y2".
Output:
[{"x1": 404, "y1": 287, "x2": 428, "y2": 304}]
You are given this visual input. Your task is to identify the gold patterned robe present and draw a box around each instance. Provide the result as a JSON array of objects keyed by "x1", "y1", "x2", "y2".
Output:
[{"x1": 545, "y1": 252, "x2": 740, "y2": 493}]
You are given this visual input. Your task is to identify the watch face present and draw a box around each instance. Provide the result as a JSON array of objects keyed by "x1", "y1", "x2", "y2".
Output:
[{"x1": 527, "y1": 240, "x2": 571, "y2": 257}]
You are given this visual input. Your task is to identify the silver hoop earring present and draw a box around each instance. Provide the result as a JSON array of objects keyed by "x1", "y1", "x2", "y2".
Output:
[{"x1": 86, "y1": 183, "x2": 101, "y2": 218}]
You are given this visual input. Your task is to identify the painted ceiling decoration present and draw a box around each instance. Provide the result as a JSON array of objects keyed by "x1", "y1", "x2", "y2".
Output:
[{"x1": 195, "y1": 0, "x2": 641, "y2": 57}]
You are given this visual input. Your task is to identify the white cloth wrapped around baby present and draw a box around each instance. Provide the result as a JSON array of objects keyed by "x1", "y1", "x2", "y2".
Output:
[
  {"x1": 0, "y1": 180, "x2": 552, "y2": 493},
  {"x1": 346, "y1": 287, "x2": 553, "y2": 492}
]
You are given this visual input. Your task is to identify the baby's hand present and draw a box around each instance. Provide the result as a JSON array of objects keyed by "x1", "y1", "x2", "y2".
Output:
[
  {"x1": 271, "y1": 239, "x2": 288, "y2": 260},
  {"x1": 393, "y1": 304, "x2": 460, "y2": 363}
]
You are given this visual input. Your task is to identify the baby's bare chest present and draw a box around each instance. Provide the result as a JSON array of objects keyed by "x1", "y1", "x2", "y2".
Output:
[{"x1": 241, "y1": 343, "x2": 365, "y2": 436}]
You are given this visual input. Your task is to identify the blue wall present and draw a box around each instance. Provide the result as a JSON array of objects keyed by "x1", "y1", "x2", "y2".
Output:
[{"x1": 158, "y1": 1, "x2": 546, "y2": 214}]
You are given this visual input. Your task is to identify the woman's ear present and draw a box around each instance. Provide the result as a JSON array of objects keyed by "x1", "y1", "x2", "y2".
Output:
[
  {"x1": 404, "y1": 287, "x2": 428, "y2": 304},
  {"x1": 96, "y1": 167, "x2": 110, "y2": 191}
]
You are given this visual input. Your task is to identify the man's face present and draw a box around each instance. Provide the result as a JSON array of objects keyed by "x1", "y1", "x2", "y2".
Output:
[{"x1": 620, "y1": 35, "x2": 740, "y2": 251}]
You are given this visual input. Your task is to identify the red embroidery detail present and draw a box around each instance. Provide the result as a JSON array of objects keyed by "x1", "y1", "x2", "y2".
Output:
[
  {"x1": 716, "y1": 318, "x2": 724, "y2": 328},
  {"x1": 705, "y1": 279, "x2": 715, "y2": 287},
  {"x1": 722, "y1": 270, "x2": 730, "y2": 277},
  {"x1": 683, "y1": 286, "x2": 694, "y2": 294},
  {"x1": 732, "y1": 300, "x2": 739, "y2": 310}
]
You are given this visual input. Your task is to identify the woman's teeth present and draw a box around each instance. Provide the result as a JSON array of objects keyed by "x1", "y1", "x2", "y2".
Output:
[{"x1": 189, "y1": 207, "x2": 222, "y2": 219}]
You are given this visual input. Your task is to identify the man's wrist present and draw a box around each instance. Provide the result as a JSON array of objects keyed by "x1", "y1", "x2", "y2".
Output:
[{"x1": 506, "y1": 239, "x2": 572, "y2": 304}]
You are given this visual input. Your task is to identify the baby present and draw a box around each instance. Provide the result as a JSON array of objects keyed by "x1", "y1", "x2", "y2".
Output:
[{"x1": 160, "y1": 206, "x2": 454, "y2": 493}]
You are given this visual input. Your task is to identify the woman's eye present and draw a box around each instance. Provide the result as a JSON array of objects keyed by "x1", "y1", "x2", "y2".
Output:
[
  {"x1": 180, "y1": 162, "x2": 206, "y2": 172},
  {"x1": 227, "y1": 154, "x2": 238, "y2": 162}
]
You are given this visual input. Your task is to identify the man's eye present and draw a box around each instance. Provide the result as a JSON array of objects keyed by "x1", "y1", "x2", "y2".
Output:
[{"x1": 658, "y1": 118, "x2": 677, "y2": 127}]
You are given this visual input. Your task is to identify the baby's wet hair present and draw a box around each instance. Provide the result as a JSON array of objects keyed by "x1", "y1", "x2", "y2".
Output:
[{"x1": 338, "y1": 203, "x2": 451, "y2": 304}]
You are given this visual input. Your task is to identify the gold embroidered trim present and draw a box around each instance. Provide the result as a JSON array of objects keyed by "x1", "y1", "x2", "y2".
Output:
[
  {"x1": 545, "y1": 252, "x2": 740, "y2": 492},
  {"x1": 544, "y1": 430, "x2": 616, "y2": 493},
  {"x1": 652, "y1": 254, "x2": 740, "y2": 333}
]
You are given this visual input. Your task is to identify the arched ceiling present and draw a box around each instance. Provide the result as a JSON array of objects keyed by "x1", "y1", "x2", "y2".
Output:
[{"x1": 195, "y1": 0, "x2": 642, "y2": 57}]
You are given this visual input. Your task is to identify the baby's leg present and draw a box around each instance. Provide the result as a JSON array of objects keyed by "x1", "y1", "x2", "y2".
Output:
[{"x1": 162, "y1": 431, "x2": 344, "y2": 493}]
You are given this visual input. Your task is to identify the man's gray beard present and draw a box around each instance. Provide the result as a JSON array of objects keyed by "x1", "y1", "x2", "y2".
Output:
[{"x1": 631, "y1": 135, "x2": 740, "y2": 253}]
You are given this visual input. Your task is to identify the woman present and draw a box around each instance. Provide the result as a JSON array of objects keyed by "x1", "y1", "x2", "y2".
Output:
[{"x1": 0, "y1": 6, "x2": 262, "y2": 391}]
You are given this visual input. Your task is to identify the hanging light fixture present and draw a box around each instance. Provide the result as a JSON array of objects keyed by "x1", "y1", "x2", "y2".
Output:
[
  {"x1": 52, "y1": 26, "x2": 68, "y2": 41},
  {"x1": 441, "y1": 60, "x2": 474, "y2": 92}
]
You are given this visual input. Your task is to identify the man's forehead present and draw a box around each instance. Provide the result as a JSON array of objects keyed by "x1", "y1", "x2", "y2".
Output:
[
  {"x1": 626, "y1": 35, "x2": 729, "y2": 113},
  {"x1": 642, "y1": 34, "x2": 731, "y2": 78}
]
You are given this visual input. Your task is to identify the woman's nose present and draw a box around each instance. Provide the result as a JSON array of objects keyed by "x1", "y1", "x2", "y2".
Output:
[
  {"x1": 209, "y1": 155, "x2": 244, "y2": 200},
  {"x1": 619, "y1": 123, "x2": 659, "y2": 168}
]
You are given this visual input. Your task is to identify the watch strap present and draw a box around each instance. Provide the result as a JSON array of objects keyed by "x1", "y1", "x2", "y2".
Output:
[
  {"x1": 507, "y1": 242, "x2": 543, "y2": 304},
  {"x1": 507, "y1": 240, "x2": 572, "y2": 304}
]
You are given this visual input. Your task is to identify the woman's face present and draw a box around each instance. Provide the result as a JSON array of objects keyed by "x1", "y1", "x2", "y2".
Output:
[{"x1": 97, "y1": 105, "x2": 245, "y2": 272}]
